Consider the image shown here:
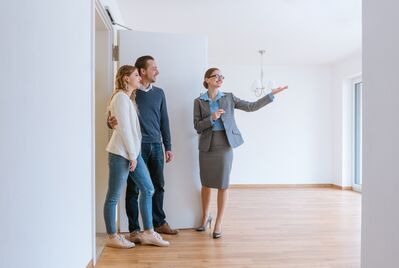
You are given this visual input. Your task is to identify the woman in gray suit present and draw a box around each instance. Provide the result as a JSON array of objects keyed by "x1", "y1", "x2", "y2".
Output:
[{"x1": 193, "y1": 67, "x2": 287, "y2": 238}]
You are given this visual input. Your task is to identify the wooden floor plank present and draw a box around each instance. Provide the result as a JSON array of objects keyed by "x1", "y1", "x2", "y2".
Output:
[{"x1": 96, "y1": 188, "x2": 361, "y2": 268}]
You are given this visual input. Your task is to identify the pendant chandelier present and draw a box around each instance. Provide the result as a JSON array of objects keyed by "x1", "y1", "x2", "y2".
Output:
[{"x1": 251, "y1": 49, "x2": 275, "y2": 97}]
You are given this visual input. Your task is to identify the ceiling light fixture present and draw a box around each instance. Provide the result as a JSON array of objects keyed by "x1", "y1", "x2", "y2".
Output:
[{"x1": 251, "y1": 49, "x2": 275, "y2": 97}]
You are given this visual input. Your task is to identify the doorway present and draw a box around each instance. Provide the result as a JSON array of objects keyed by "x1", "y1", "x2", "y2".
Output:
[
  {"x1": 353, "y1": 77, "x2": 362, "y2": 192},
  {"x1": 94, "y1": 2, "x2": 114, "y2": 263}
]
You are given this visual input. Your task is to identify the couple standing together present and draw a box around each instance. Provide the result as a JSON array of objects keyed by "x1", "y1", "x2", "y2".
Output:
[{"x1": 103, "y1": 55, "x2": 288, "y2": 248}]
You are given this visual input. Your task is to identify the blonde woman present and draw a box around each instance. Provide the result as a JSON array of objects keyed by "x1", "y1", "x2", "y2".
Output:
[
  {"x1": 193, "y1": 67, "x2": 288, "y2": 238},
  {"x1": 104, "y1": 65, "x2": 169, "y2": 248}
]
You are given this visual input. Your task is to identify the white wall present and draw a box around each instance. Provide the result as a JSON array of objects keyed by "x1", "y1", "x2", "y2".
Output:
[
  {"x1": 214, "y1": 64, "x2": 335, "y2": 184},
  {"x1": 0, "y1": 1, "x2": 93, "y2": 267},
  {"x1": 362, "y1": 0, "x2": 399, "y2": 267},
  {"x1": 331, "y1": 51, "x2": 362, "y2": 187}
]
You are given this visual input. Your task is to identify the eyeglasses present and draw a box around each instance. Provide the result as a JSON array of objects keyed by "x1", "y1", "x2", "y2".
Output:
[{"x1": 208, "y1": 74, "x2": 225, "y2": 80}]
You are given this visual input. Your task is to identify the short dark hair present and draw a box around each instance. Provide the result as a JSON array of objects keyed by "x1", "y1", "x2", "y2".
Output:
[{"x1": 134, "y1": 55, "x2": 154, "y2": 76}]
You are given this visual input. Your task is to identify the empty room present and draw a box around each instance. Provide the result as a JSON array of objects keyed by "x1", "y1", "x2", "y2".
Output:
[
  {"x1": 1, "y1": 0, "x2": 398, "y2": 268},
  {"x1": 94, "y1": 0, "x2": 362, "y2": 266}
]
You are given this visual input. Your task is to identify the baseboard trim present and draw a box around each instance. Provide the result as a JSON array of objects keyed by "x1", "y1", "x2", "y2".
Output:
[
  {"x1": 230, "y1": 184, "x2": 353, "y2": 190},
  {"x1": 230, "y1": 184, "x2": 333, "y2": 189},
  {"x1": 331, "y1": 184, "x2": 353, "y2": 191}
]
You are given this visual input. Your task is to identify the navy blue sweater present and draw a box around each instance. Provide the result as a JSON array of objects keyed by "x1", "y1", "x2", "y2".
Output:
[{"x1": 136, "y1": 86, "x2": 172, "y2": 151}]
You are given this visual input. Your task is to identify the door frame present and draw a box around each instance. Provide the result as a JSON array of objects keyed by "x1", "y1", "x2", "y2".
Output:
[
  {"x1": 92, "y1": 0, "x2": 114, "y2": 265},
  {"x1": 352, "y1": 75, "x2": 362, "y2": 193}
]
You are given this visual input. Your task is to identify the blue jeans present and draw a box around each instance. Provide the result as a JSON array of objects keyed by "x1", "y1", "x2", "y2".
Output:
[
  {"x1": 104, "y1": 153, "x2": 154, "y2": 234},
  {"x1": 126, "y1": 142, "x2": 166, "y2": 232}
]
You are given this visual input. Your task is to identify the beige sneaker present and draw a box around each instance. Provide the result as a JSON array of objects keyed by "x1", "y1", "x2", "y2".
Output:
[
  {"x1": 105, "y1": 234, "x2": 135, "y2": 249},
  {"x1": 125, "y1": 230, "x2": 142, "y2": 243},
  {"x1": 140, "y1": 231, "x2": 170, "y2": 247}
]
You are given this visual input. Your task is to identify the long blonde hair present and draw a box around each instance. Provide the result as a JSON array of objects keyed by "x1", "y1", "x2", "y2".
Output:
[{"x1": 107, "y1": 65, "x2": 138, "y2": 111}]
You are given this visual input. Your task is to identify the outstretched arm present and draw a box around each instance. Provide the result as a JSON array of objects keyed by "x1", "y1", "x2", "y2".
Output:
[
  {"x1": 234, "y1": 85, "x2": 288, "y2": 112},
  {"x1": 271, "y1": 85, "x2": 288, "y2": 95}
]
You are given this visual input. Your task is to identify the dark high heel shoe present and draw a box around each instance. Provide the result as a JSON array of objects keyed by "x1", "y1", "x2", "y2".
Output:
[
  {"x1": 196, "y1": 216, "x2": 212, "y2": 232},
  {"x1": 212, "y1": 231, "x2": 222, "y2": 239}
]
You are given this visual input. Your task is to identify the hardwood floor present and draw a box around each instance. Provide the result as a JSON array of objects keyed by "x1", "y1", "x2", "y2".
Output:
[{"x1": 96, "y1": 188, "x2": 361, "y2": 268}]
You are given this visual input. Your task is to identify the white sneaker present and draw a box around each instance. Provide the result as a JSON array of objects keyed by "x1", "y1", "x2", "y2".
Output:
[
  {"x1": 125, "y1": 231, "x2": 142, "y2": 243},
  {"x1": 105, "y1": 234, "x2": 135, "y2": 249},
  {"x1": 140, "y1": 231, "x2": 170, "y2": 247}
]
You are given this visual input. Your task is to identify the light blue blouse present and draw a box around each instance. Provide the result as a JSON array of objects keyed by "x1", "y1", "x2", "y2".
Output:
[{"x1": 199, "y1": 91, "x2": 226, "y2": 131}]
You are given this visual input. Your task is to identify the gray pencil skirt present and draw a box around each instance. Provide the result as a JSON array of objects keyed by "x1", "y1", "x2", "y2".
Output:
[{"x1": 199, "y1": 131, "x2": 233, "y2": 189}]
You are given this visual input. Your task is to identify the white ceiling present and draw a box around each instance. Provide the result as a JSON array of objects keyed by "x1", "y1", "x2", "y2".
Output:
[{"x1": 115, "y1": 0, "x2": 361, "y2": 65}]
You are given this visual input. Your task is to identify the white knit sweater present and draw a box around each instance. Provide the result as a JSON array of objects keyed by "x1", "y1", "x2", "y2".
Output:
[{"x1": 106, "y1": 91, "x2": 141, "y2": 161}]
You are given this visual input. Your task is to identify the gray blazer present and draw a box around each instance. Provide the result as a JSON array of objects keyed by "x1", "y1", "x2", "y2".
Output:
[{"x1": 193, "y1": 92, "x2": 274, "y2": 152}]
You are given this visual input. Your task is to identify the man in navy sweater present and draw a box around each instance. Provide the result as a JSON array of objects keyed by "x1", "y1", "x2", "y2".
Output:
[{"x1": 108, "y1": 56, "x2": 179, "y2": 241}]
